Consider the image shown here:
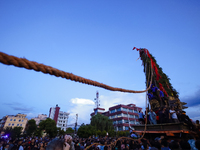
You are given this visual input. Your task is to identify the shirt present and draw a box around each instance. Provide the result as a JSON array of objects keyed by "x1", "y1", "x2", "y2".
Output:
[{"x1": 170, "y1": 110, "x2": 178, "y2": 119}]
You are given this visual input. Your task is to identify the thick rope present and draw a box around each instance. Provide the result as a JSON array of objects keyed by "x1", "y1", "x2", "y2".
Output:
[{"x1": 0, "y1": 51, "x2": 152, "y2": 93}]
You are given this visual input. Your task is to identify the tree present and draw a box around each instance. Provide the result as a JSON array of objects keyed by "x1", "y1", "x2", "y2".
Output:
[
  {"x1": 77, "y1": 124, "x2": 96, "y2": 138},
  {"x1": 3, "y1": 126, "x2": 23, "y2": 139},
  {"x1": 57, "y1": 127, "x2": 65, "y2": 136},
  {"x1": 65, "y1": 127, "x2": 74, "y2": 134},
  {"x1": 26, "y1": 119, "x2": 37, "y2": 136},
  {"x1": 90, "y1": 113, "x2": 114, "y2": 132},
  {"x1": 39, "y1": 118, "x2": 57, "y2": 138},
  {"x1": 12, "y1": 127, "x2": 23, "y2": 138}
]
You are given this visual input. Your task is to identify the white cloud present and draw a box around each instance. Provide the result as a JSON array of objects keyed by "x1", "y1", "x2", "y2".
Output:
[
  {"x1": 26, "y1": 112, "x2": 40, "y2": 119},
  {"x1": 184, "y1": 104, "x2": 200, "y2": 121},
  {"x1": 71, "y1": 98, "x2": 95, "y2": 105}
]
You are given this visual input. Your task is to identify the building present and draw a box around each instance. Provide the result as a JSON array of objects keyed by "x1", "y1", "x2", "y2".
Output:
[
  {"x1": 49, "y1": 104, "x2": 70, "y2": 131},
  {"x1": 31, "y1": 114, "x2": 48, "y2": 125},
  {"x1": 0, "y1": 113, "x2": 28, "y2": 132},
  {"x1": 90, "y1": 103, "x2": 142, "y2": 131}
]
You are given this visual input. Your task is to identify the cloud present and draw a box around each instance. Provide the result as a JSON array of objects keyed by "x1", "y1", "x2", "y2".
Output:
[
  {"x1": 184, "y1": 104, "x2": 200, "y2": 121},
  {"x1": 26, "y1": 113, "x2": 41, "y2": 119},
  {"x1": 3, "y1": 102, "x2": 34, "y2": 113},
  {"x1": 181, "y1": 88, "x2": 200, "y2": 107},
  {"x1": 71, "y1": 98, "x2": 95, "y2": 105}
]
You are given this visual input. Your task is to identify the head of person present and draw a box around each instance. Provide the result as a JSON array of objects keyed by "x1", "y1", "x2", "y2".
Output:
[
  {"x1": 64, "y1": 135, "x2": 72, "y2": 145},
  {"x1": 46, "y1": 138, "x2": 70, "y2": 150}
]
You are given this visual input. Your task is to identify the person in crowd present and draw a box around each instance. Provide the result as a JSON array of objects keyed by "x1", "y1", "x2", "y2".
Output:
[
  {"x1": 29, "y1": 139, "x2": 36, "y2": 150},
  {"x1": 158, "y1": 89, "x2": 166, "y2": 106},
  {"x1": 147, "y1": 92, "x2": 157, "y2": 101},
  {"x1": 195, "y1": 140, "x2": 200, "y2": 150},
  {"x1": 155, "y1": 108, "x2": 161, "y2": 124},
  {"x1": 138, "y1": 111, "x2": 144, "y2": 124},
  {"x1": 8, "y1": 140, "x2": 14, "y2": 150},
  {"x1": 148, "y1": 109, "x2": 157, "y2": 124},
  {"x1": 65, "y1": 135, "x2": 75, "y2": 150},
  {"x1": 145, "y1": 107, "x2": 150, "y2": 124},
  {"x1": 188, "y1": 134, "x2": 198, "y2": 150},
  {"x1": 46, "y1": 138, "x2": 70, "y2": 150},
  {"x1": 161, "y1": 139, "x2": 170, "y2": 150},
  {"x1": 169, "y1": 140, "x2": 180, "y2": 150},
  {"x1": 39, "y1": 143, "x2": 45, "y2": 150},
  {"x1": 159, "y1": 107, "x2": 167, "y2": 124},
  {"x1": 169, "y1": 107, "x2": 179, "y2": 123},
  {"x1": 164, "y1": 105, "x2": 170, "y2": 123},
  {"x1": 179, "y1": 140, "x2": 191, "y2": 150},
  {"x1": 178, "y1": 111, "x2": 195, "y2": 130},
  {"x1": 151, "y1": 84, "x2": 158, "y2": 96}
]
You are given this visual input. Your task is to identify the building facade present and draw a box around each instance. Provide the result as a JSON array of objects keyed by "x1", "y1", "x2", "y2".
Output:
[
  {"x1": 49, "y1": 104, "x2": 70, "y2": 131},
  {"x1": 91, "y1": 104, "x2": 142, "y2": 131},
  {"x1": 31, "y1": 114, "x2": 48, "y2": 125},
  {"x1": 0, "y1": 113, "x2": 28, "y2": 132}
]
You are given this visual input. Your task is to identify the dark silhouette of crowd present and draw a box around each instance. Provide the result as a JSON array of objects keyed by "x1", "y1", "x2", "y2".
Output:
[{"x1": 1, "y1": 133, "x2": 200, "y2": 150}]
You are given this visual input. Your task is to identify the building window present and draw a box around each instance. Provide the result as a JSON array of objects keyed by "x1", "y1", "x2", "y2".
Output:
[
  {"x1": 10, "y1": 119, "x2": 12, "y2": 121},
  {"x1": 129, "y1": 109, "x2": 133, "y2": 113},
  {"x1": 113, "y1": 121, "x2": 117, "y2": 125},
  {"x1": 110, "y1": 109, "x2": 115, "y2": 113},
  {"x1": 135, "y1": 116, "x2": 138, "y2": 119},
  {"x1": 19, "y1": 120, "x2": 21, "y2": 122},
  {"x1": 118, "y1": 126, "x2": 123, "y2": 131},
  {"x1": 117, "y1": 108, "x2": 121, "y2": 111},
  {"x1": 8, "y1": 123, "x2": 11, "y2": 126},
  {"x1": 122, "y1": 108, "x2": 128, "y2": 112},
  {"x1": 124, "y1": 120, "x2": 129, "y2": 123},
  {"x1": 111, "y1": 115, "x2": 115, "y2": 119},
  {"x1": 125, "y1": 126, "x2": 129, "y2": 130},
  {"x1": 17, "y1": 124, "x2": 19, "y2": 126},
  {"x1": 117, "y1": 114, "x2": 122, "y2": 118},
  {"x1": 20, "y1": 124, "x2": 22, "y2": 126},
  {"x1": 118, "y1": 120, "x2": 122, "y2": 124},
  {"x1": 22, "y1": 120, "x2": 24, "y2": 122},
  {"x1": 12, "y1": 123, "x2": 14, "y2": 126},
  {"x1": 123, "y1": 113, "x2": 128, "y2": 117},
  {"x1": 134, "y1": 109, "x2": 138, "y2": 113},
  {"x1": 60, "y1": 114, "x2": 63, "y2": 116},
  {"x1": 63, "y1": 121, "x2": 65, "y2": 123},
  {"x1": 129, "y1": 115, "x2": 134, "y2": 118},
  {"x1": 14, "y1": 119, "x2": 16, "y2": 121}
]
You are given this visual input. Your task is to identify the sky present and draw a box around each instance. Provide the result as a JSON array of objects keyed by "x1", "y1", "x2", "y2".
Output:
[{"x1": 0, "y1": 0, "x2": 200, "y2": 126}]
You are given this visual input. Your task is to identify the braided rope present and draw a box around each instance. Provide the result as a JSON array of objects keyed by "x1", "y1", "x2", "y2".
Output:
[{"x1": 0, "y1": 51, "x2": 151, "y2": 93}]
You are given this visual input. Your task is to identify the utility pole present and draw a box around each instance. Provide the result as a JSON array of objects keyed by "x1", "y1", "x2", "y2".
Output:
[
  {"x1": 94, "y1": 91, "x2": 100, "y2": 108},
  {"x1": 74, "y1": 114, "x2": 78, "y2": 135}
]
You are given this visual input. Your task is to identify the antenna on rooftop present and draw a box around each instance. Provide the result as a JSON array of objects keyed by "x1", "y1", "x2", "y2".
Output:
[{"x1": 94, "y1": 91, "x2": 100, "y2": 109}]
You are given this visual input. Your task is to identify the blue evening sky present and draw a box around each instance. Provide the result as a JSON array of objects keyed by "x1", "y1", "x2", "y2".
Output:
[{"x1": 0, "y1": 0, "x2": 200, "y2": 125}]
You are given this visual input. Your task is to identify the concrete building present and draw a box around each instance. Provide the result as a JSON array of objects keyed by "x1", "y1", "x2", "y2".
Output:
[
  {"x1": 49, "y1": 104, "x2": 70, "y2": 131},
  {"x1": 31, "y1": 114, "x2": 48, "y2": 125},
  {"x1": 0, "y1": 113, "x2": 28, "y2": 132},
  {"x1": 90, "y1": 104, "x2": 142, "y2": 131}
]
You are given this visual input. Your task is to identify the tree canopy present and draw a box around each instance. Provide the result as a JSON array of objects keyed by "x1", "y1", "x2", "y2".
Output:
[
  {"x1": 26, "y1": 119, "x2": 37, "y2": 136},
  {"x1": 39, "y1": 118, "x2": 57, "y2": 138},
  {"x1": 90, "y1": 113, "x2": 114, "y2": 131}
]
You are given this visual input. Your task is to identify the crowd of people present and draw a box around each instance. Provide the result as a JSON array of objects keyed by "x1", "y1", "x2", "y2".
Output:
[
  {"x1": 138, "y1": 106, "x2": 196, "y2": 130},
  {"x1": 1, "y1": 134, "x2": 200, "y2": 150}
]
